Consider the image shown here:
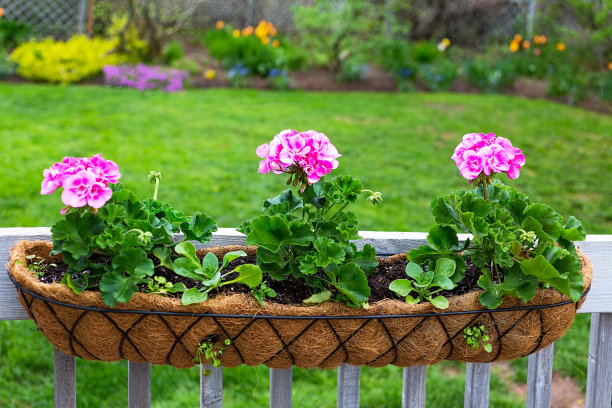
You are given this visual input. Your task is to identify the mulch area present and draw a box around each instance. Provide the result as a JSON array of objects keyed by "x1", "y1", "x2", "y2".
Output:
[{"x1": 2, "y1": 66, "x2": 610, "y2": 115}]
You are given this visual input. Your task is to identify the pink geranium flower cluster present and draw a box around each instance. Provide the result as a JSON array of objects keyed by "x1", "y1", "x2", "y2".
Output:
[
  {"x1": 41, "y1": 154, "x2": 120, "y2": 213},
  {"x1": 256, "y1": 129, "x2": 341, "y2": 185},
  {"x1": 452, "y1": 133, "x2": 525, "y2": 180}
]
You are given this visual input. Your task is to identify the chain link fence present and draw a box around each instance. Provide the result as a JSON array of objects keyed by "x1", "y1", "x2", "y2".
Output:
[
  {"x1": 2, "y1": 0, "x2": 538, "y2": 46},
  {"x1": 0, "y1": 0, "x2": 86, "y2": 37}
]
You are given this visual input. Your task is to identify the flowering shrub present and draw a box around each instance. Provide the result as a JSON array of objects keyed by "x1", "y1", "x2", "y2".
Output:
[
  {"x1": 238, "y1": 129, "x2": 382, "y2": 309},
  {"x1": 508, "y1": 33, "x2": 569, "y2": 79},
  {"x1": 10, "y1": 35, "x2": 121, "y2": 84},
  {"x1": 204, "y1": 20, "x2": 304, "y2": 77},
  {"x1": 399, "y1": 133, "x2": 586, "y2": 309},
  {"x1": 103, "y1": 64, "x2": 187, "y2": 92}
]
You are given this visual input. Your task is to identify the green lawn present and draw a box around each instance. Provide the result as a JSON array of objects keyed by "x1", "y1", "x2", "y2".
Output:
[{"x1": 0, "y1": 84, "x2": 610, "y2": 407}]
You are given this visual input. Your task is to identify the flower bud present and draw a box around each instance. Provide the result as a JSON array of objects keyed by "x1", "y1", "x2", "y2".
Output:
[{"x1": 367, "y1": 191, "x2": 383, "y2": 205}]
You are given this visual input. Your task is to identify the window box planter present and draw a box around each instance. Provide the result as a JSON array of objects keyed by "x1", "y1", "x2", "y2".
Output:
[{"x1": 8, "y1": 240, "x2": 592, "y2": 369}]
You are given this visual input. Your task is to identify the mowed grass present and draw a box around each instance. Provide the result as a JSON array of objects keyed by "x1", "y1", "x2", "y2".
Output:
[{"x1": 0, "y1": 84, "x2": 610, "y2": 407}]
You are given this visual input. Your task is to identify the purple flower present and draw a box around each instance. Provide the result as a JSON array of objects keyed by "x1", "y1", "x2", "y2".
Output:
[{"x1": 103, "y1": 64, "x2": 187, "y2": 92}]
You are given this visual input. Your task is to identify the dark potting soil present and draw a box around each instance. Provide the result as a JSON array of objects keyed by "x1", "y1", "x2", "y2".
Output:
[{"x1": 34, "y1": 254, "x2": 490, "y2": 305}]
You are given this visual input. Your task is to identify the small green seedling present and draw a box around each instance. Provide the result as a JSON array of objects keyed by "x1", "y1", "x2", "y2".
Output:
[
  {"x1": 194, "y1": 337, "x2": 232, "y2": 375},
  {"x1": 173, "y1": 242, "x2": 263, "y2": 305},
  {"x1": 251, "y1": 281, "x2": 277, "y2": 308},
  {"x1": 389, "y1": 257, "x2": 456, "y2": 309},
  {"x1": 463, "y1": 325, "x2": 492, "y2": 353},
  {"x1": 146, "y1": 276, "x2": 185, "y2": 295},
  {"x1": 18, "y1": 255, "x2": 57, "y2": 279}
]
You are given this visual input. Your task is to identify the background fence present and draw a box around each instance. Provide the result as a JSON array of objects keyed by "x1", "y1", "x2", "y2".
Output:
[{"x1": 0, "y1": 0, "x2": 540, "y2": 45}]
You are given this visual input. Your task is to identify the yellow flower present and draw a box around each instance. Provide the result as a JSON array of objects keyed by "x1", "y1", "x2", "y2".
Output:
[
  {"x1": 0, "y1": 8, "x2": 4, "y2": 18},
  {"x1": 509, "y1": 41, "x2": 519, "y2": 52},
  {"x1": 607, "y1": 62, "x2": 612, "y2": 71},
  {"x1": 534, "y1": 35, "x2": 547, "y2": 45},
  {"x1": 556, "y1": 42, "x2": 566, "y2": 51},
  {"x1": 232, "y1": 29, "x2": 240, "y2": 38},
  {"x1": 269, "y1": 24, "x2": 277, "y2": 37},
  {"x1": 522, "y1": 40, "x2": 530, "y2": 49},
  {"x1": 204, "y1": 69, "x2": 216, "y2": 79},
  {"x1": 242, "y1": 26, "x2": 253, "y2": 36},
  {"x1": 272, "y1": 39, "x2": 280, "y2": 48},
  {"x1": 513, "y1": 34, "x2": 523, "y2": 43},
  {"x1": 255, "y1": 21, "x2": 269, "y2": 39},
  {"x1": 261, "y1": 36, "x2": 270, "y2": 45},
  {"x1": 216, "y1": 20, "x2": 224, "y2": 29},
  {"x1": 441, "y1": 38, "x2": 451, "y2": 47}
]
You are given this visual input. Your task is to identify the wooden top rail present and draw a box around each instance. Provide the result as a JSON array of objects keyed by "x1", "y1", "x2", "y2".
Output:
[{"x1": 1, "y1": 228, "x2": 611, "y2": 320}]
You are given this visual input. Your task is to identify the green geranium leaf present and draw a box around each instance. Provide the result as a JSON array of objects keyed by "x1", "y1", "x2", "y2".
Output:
[
  {"x1": 332, "y1": 262, "x2": 370, "y2": 308},
  {"x1": 505, "y1": 198, "x2": 529, "y2": 224},
  {"x1": 519, "y1": 255, "x2": 571, "y2": 297},
  {"x1": 226, "y1": 264, "x2": 263, "y2": 288},
  {"x1": 286, "y1": 220, "x2": 314, "y2": 246},
  {"x1": 521, "y1": 216, "x2": 553, "y2": 245},
  {"x1": 407, "y1": 245, "x2": 444, "y2": 265},
  {"x1": 263, "y1": 189, "x2": 303, "y2": 213},
  {"x1": 427, "y1": 225, "x2": 460, "y2": 252},
  {"x1": 301, "y1": 181, "x2": 326, "y2": 208},
  {"x1": 460, "y1": 194, "x2": 491, "y2": 218},
  {"x1": 431, "y1": 195, "x2": 463, "y2": 228},
  {"x1": 352, "y1": 244, "x2": 378, "y2": 275},
  {"x1": 100, "y1": 272, "x2": 136, "y2": 307},
  {"x1": 181, "y1": 212, "x2": 217, "y2": 243},
  {"x1": 182, "y1": 288, "x2": 209, "y2": 305},
  {"x1": 153, "y1": 247, "x2": 174, "y2": 270},
  {"x1": 314, "y1": 237, "x2": 346, "y2": 267},
  {"x1": 97, "y1": 204, "x2": 127, "y2": 226},
  {"x1": 124, "y1": 200, "x2": 148, "y2": 221},
  {"x1": 221, "y1": 251, "x2": 247, "y2": 270},
  {"x1": 501, "y1": 265, "x2": 538, "y2": 303},
  {"x1": 523, "y1": 204, "x2": 563, "y2": 241},
  {"x1": 477, "y1": 273, "x2": 504, "y2": 309},
  {"x1": 260, "y1": 261, "x2": 288, "y2": 281},
  {"x1": 112, "y1": 248, "x2": 154, "y2": 282},
  {"x1": 111, "y1": 187, "x2": 136, "y2": 203},
  {"x1": 95, "y1": 226, "x2": 126, "y2": 250},
  {"x1": 389, "y1": 279, "x2": 413, "y2": 297},
  {"x1": 561, "y1": 216, "x2": 586, "y2": 241},
  {"x1": 303, "y1": 289, "x2": 332, "y2": 305},
  {"x1": 332, "y1": 175, "x2": 364, "y2": 203},
  {"x1": 568, "y1": 268, "x2": 585, "y2": 301},
  {"x1": 245, "y1": 215, "x2": 290, "y2": 252},
  {"x1": 298, "y1": 254, "x2": 318, "y2": 275},
  {"x1": 257, "y1": 247, "x2": 289, "y2": 267},
  {"x1": 51, "y1": 212, "x2": 104, "y2": 258},
  {"x1": 60, "y1": 273, "x2": 87, "y2": 295},
  {"x1": 448, "y1": 254, "x2": 466, "y2": 283},
  {"x1": 430, "y1": 295, "x2": 449, "y2": 309}
]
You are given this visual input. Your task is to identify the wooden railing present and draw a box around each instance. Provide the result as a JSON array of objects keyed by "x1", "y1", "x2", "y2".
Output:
[{"x1": 1, "y1": 228, "x2": 611, "y2": 408}]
